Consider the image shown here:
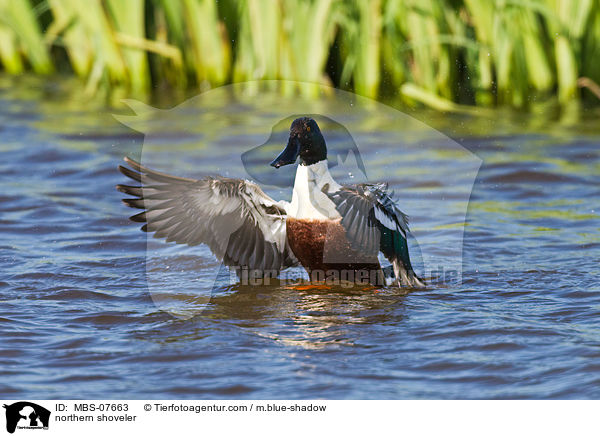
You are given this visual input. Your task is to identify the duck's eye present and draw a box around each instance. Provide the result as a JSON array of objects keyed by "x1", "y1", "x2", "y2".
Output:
[{"x1": 306, "y1": 126, "x2": 310, "y2": 132}]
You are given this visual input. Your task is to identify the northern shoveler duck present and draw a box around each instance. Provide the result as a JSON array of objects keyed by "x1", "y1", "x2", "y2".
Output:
[{"x1": 117, "y1": 117, "x2": 424, "y2": 287}]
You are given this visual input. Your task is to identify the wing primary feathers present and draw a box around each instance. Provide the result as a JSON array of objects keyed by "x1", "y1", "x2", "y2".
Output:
[
  {"x1": 129, "y1": 211, "x2": 147, "y2": 223},
  {"x1": 116, "y1": 184, "x2": 142, "y2": 196},
  {"x1": 123, "y1": 157, "x2": 196, "y2": 183},
  {"x1": 118, "y1": 165, "x2": 142, "y2": 183},
  {"x1": 122, "y1": 198, "x2": 145, "y2": 209},
  {"x1": 117, "y1": 157, "x2": 298, "y2": 275}
]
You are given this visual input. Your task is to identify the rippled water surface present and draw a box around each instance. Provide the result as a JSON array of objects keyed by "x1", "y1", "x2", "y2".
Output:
[{"x1": 1, "y1": 77, "x2": 599, "y2": 399}]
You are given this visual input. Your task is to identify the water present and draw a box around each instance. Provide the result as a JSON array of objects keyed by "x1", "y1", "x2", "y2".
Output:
[{"x1": 1, "y1": 76, "x2": 599, "y2": 399}]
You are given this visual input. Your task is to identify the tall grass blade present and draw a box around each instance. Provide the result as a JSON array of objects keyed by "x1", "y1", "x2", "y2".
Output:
[
  {"x1": 107, "y1": 0, "x2": 149, "y2": 95},
  {"x1": 0, "y1": 0, "x2": 52, "y2": 73},
  {"x1": 0, "y1": 21, "x2": 23, "y2": 73},
  {"x1": 183, "y1": 0, "x2": 230, "y2": 88},
  {"x1": 47, "y1": 0, "x2": 93, "y2": 77}
]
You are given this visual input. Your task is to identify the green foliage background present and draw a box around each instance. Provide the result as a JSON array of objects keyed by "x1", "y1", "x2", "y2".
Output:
[{"x1": 1, "y1": 0, "x2": 599, "y2": 111}]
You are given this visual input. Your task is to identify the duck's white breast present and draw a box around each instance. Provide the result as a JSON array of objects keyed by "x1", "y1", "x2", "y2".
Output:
[{"x1": 287, "y1": 161, "x2": 341, "y2": 220}]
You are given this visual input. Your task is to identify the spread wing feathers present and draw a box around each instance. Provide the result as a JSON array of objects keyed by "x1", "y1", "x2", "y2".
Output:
[
  {"x1": 117, "y1": 157, "x2": 298, "y2": 273},
  {"x1": 326, "y1": 183, "x2": 424, "y2": 287}
]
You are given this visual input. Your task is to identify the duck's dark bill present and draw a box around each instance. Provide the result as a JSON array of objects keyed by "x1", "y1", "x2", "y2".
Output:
[{"x1": 270, "y1": 136, "x2": 300, "y2": 168}]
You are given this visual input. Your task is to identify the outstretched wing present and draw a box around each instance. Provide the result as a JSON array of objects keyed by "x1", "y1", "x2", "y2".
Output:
[
  {"x1": 325, "y1": 183, "x2": 424, "y2": 287},
  {"x1": 117, "y1": 157, "x2": 297, "y2": 274}
]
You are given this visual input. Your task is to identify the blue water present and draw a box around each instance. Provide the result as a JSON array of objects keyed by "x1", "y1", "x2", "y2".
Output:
[{"x1": 1, "y1": 77, "x2": 599, "y2": 399}]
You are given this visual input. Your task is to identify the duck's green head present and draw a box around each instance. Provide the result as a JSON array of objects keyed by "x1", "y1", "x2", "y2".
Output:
[{"x1": 270, "y1": 117, "x2": 327, "y2": 168}]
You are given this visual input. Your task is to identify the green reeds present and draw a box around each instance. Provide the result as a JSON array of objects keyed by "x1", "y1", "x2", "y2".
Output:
[
  {"x1": 106, "y1": 0, "x2": 149, "y2": 94},
  {"x1": 183, "y1": 0, "x2": 230, "y2": 87},
  {"x1": 0, "y1": 0, "x2": 52, "y2": 73},
  {"x1": 233, "y1": 0, "x2": 337, "y2": 96},
  {"x1": 47, "y1": 0, "x2": 93, "y2": 77},
  {"x1": 283, "y1": 0, "x2": 337, "y2": 96},
  {"x1": 0, "y1": 0, "x2": 598, "y2": 112},
  {"x1": 338, "y1": 0, "x2": 383, "y2": 99}
]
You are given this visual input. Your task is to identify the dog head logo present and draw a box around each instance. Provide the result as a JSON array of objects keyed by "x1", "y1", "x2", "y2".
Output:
[
  {"x1": 3, "y1": 402, "x2": 50, "y2": 434},
  {"x1": 114, "y1": 84, "x2": 482, "y2": 319}
]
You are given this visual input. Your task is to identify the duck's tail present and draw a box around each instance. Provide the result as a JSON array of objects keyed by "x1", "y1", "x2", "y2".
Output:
[
  {"x1": 392, "y1": 258, "x2": 425, "y2": 288},
  {"x1": 390, "y1": 230, "x2": 425, "y2": 288}
]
